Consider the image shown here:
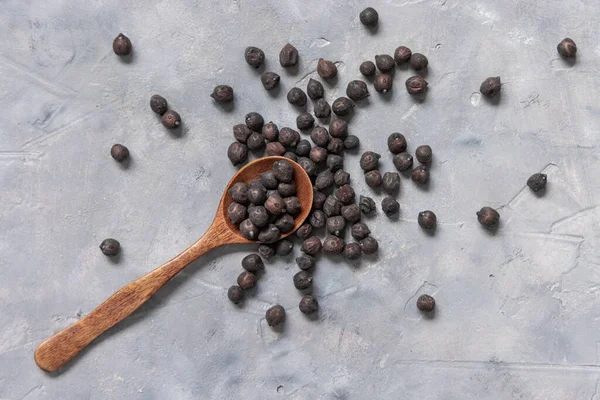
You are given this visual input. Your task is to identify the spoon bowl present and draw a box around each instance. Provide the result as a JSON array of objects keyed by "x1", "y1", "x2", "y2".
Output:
[
  {"x1": 221, "y1": 156, "x2": 313, "y2": 241},
  {"x1": 34, "y1": 156, "x2": 313, "y2": 372}
]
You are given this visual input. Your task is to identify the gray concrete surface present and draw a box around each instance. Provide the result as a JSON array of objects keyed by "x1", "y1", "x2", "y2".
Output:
[{"x1": 2, "y1": 0, "x2": 600, "y2": 398}]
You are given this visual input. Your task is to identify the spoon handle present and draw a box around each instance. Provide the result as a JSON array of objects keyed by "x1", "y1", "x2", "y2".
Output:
[{"x1": 34, "y1": 223, "x2": 230, "y2": 372}]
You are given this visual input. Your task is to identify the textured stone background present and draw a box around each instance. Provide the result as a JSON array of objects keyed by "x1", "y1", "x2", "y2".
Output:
[{"x1": 2, "y1": 0, "x2": 600, "y2": 399}]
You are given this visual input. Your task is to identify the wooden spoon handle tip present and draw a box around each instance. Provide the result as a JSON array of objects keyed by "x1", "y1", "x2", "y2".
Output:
[{"x1": 34, "y1": 230, "x2": 223, "y2": 372}]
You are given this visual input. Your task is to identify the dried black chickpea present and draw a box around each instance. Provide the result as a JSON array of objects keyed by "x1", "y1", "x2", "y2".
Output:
[
  {"x1": 259, "y1": 171, "x2": 279, "y2": 190},
  {"x1": 406, "y1": 76, "x2": 428, "y2": 95},
  {"x1": 244, "y1": 46, "x2": 265, "y2": 68},
  {"x1": 237, "y1": 271, "x2": 257, "y2": 290},
  {"x1": 284, "y1": 197, "x2": 302, "y2": 216},
  {"x1": 150, "y1": 94, "x2": 168, "y2": 115},
  {"x1": 326, "y1": 154, "x2": 344, "y2": 172},
  {"x1": 327, "y1": 138, "x2": 344, "y2": 155},
  {"x1": 323, "y1": 195, "x2": 342, "y2": 217},
  {"x1": 265, "y1": 142, "x2": 285, "y2": 156},
  {"x1": 247, "y1": 133, "x2": 265, "y2": 151},
  {"x1": 239, "y1": 219, "x2": 260, "y2": 240},
  {"x1": 374, "y1": 74, "x2": 393, "y2": 94},
  {"x1": 323, "y1": 235, "x2": 345, "y2": 255},
  {"x1": 327, "y1": 216, "x2": 346, "y2": 236},
  {"x1": 382, "y1": 172, "x2": 400, "y2": 195},
  {"x1": 275, "y1": 239, "x2": 294, "y2": 256},
  {"x1": 329, "y1": 119, "x2": 348, "y2": 139},
  {"x1": 310, "y1": 146, "x2": 328, "y2": 164},
  {"x1": 307, "y1": 78, "x2": 324, "y2": 100},
  {"x1": 287, "y1": 87, "x2": 308, "y2": 107},
  {"x1": 364, "y1": 170, "x2": 383, "y2": 188},
  {"x1": 278, "y1": 181, "x2": 296, "y2": 197},
  {"x1": 557, "y1": 38, "x2": 577, "y2": 58},
  {"x1": 314, "y1": 99, "x2": 331, "y2": 118},
  {"x1": 359, "y1": 195, "x2": 376, "y2": 215},
  {"x1": 294, "y1": 270, "x2": 312, "y2": 290},
  {"x1": 211, "y1": 85, "x2": 234, "y2": 103},
  {"x1": 228, "y1": 202, "x2": 248, "y2": 225},
  {"x1": 238, "y1": 266, "x2": 260, "y2": 291},
  {"x1": 343, "y1": 242, "x2": 362, "y2": 260},
  {"x1": 360, "y1": 151, "x2": 381, "y2": 172},
  {"x1": 332, "y1": 97, "x2": 354, "y2": 116},
  {"x1": 334, "y1": 170, "x2": 351, "y2": 186},
  {"x1": 272, "y1": 160, "x2": 294, "y2": 183},
  {"x1": 480, "y1": 77, "x2": 501, "y2": 98},
  {"x1": 335, "y1": 184, "x2": 355, "y2": 205},
  {"x1": 411, "y1": 165, "x2": 430, "y2": 184},
  {"x1": 228, "y1": 285, "x2": 244, "y2": 304},
  {"x1": 381, "y1": 197, "x2": 400, "y2": 217},
  {"x1": 393, "y1": 152, "x2": 413, "y2": 171},
  {"x1": 351, "y1": 222, "x2": 371, "y2": 240},
  {"x1": 360, "y1": 61, "x2": 376, "y2": 76},
  {"x1": 298, "y1": 157, "x2": 317, "y2": 176},
  {"x1": 242, "y1": 254, "x2": 264, "y2": 273},
  {"x1": 265, "y1": 194, "x2": 285, "y2": 215},
  {"x1": 161, "y1": 110, "x2": 181, "y2": 129},
  {"x1": 418, "y1": 210, "x2": 437, "y2": 230},
  {"x1": 346, "y1": 80, "x2": 370, "y2": 101},
  {"x1": 262, "y1": 122, "x2": 279, "y2": 142},
  {"x1": 110, "y1": 144, "x2": 129, "y2": 162},
  {"x1": 341, "y1": 204, "x2": 361, "y2": 223},
  {"x1": 301, "y1": 236, "x2": 323, "y2": 255},
  {"x1": 477, "y1": 207, "x2": 500, "y2": 228},
  {"x1": 344, "y1": 135, "x2": 360, "y2": 150},
  {"x1": 296, "y1": 113, "x2": 315, "y2": 130},
  {"x1": 315, "y1": 169, "x2": 334, "y2": 190},
  {"x1": 100, "y1": 238, "x2": 120, "y2": 256},
  {"x1": 266, "y1": 305, "x2": 286, "y2": 327},
  {"x1": 309, "y1": 210, "x2": 326, "y2": 228},
  {"x1": 113, "y1": 33, "x2": 132, "y2": 56},
  {"x1": 229, "y1": 182, "x2": 249, "y2": 204},
  {"x1": 381, "y1": 196, "x2": 400, "y2": 217},
  {"x1": 245, "y1": 112, "x2": 264, "y2": 131},
  {"x1": 415, "y1": 145, "x2": 432, "y2": 164},
  {"x1": 261, "y1": 72, "x2": 280, "y2": 90},
  {"x1": 233, "y1": 124, "x2": 252, "y2": 144},
  {"x1": 299, "y1": 295, "x2": 319, "y2": 314},
  {"x1": 283, "y1": 152, "x2": 298, "y2": 162},
  {"x1": 247, "y1": 203, "x2": 270, "y2": 228},
  {"x1": 359, "y1": 7, "x2": 379, "y2": 26},
  {"x1": 279, "y1": 43, "x2": 298, "y2": 67},
  {"x1": 311, "y1": 126, "x2": 330, "y2": 147},
  {"x1": 387, "y1": 132, "x2": 407, "y2": 154},
  {"x1": 417, "y1": 294, "x2": 435, "y2": 312},
  {"x1": 527, "y1": 173, "x2": 547, "y2": 192},
  {"x1": 279, "y1": 127, "x2": 300, "y2": 147},
  {"x1": 259, "y1": 224, "x2": 282, "y2": 243},
  {"x1": 296, "y1": 224, "x2": 313, "y2": 240},
  {"x1": 258, "y1": 244, "x2": 276, "y2": 260},
  {"x1": 375, "y1": 54, "x2": 395, "y2": 73},
  {"x1": 295, "y1": 140, "x2": 312, "y2": 157},
  {"x1": 410, "y1": 53, "x2": 428, "y2": 70},
  {"x1": 317, "y1": 58, "x2": 338, "y2": 79},
  {"x1": 312, "y1": 190, "x2": 327, "y2": 210},
  {"x1": 296, "y1": 254, "x2": 316, "y2": 270},
  {"x1": 274, "y1": 214, "x2": 294, "y2": 234},
  {"x1": 394, "y1": 46, "x2": 412, "y2": 64},
  {"x1": 227, "y1": 142, "x2": 248, "y2": 166},
  {"x1": 360, "y1": 236, "x2": 379, "y2": 255}
]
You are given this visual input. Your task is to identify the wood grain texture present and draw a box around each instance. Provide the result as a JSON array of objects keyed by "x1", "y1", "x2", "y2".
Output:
[{"x1": 34, "y1": 156, "x2": 312, "y2": 372}]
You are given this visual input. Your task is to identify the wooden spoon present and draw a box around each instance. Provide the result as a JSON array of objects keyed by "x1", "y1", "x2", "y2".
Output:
[{"x1": 34, "y1": 156, "x2": 313, "y2": 372}]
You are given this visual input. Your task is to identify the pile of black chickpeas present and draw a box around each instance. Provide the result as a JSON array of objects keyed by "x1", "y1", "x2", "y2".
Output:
[{"x1": 103, "y1": 6, "x2": 565, "y2": 325}]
